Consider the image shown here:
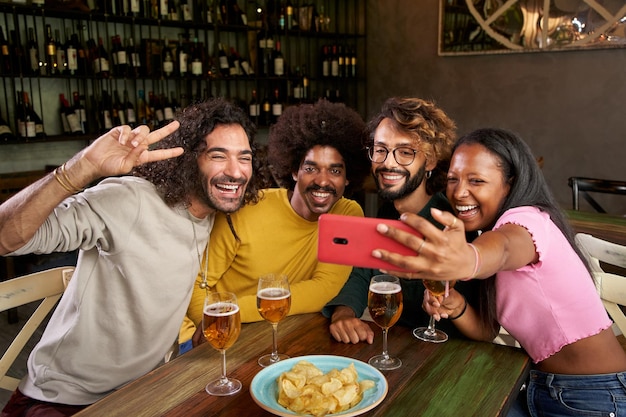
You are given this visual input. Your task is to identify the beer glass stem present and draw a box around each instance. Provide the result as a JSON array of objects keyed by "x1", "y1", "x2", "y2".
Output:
[
  {"x1": 270, "y1": 323, "x2": 280, "y2": 361},
  {"x1": 219, "y1": 349, "x2": 228, "y2": 385},
  {"x1": 425, "y1": 316, "x2": 437, "y2": 337},
  {"x1": 381, "y1": 328, "x2": 391, "y2": 360}
]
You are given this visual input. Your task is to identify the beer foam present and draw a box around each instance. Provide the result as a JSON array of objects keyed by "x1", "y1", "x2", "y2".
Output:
[
  {"x1": 369, "y1": 282, "x2": 401, "y2": 294},
  {"x1": 257, "y1": 287, "x2": 291, "y2": 300},
  {"x1": 204, "y1": 302, "x2": 240, "y2": 316}
]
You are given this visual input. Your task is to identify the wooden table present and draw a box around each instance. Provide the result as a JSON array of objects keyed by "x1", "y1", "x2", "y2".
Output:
[
  {"x1": 566, "y1": 209, "x2": 626, "y2": 246},
  {"x1": 75, "y1": 313, "x2": 530, "y2": 417}
]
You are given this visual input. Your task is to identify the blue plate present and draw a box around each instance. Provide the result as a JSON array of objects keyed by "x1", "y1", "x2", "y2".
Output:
[{"x1": 250, "y1": 355, "x2": 388, "y2": 417}]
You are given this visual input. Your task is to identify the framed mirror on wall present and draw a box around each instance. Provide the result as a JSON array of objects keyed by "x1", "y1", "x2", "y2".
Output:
[{"x1": 439, "y1": 0, "x2": 626, "y2": 55}]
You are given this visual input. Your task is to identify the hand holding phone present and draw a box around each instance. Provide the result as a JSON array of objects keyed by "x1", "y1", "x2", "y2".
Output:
[{"x1": 317, "y1": 214, "x2": 422, "y2": 272}]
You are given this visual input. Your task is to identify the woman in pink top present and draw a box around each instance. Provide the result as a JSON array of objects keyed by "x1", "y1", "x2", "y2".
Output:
[{"x1": 372, "y1": 128, "x2": 626, "y2": 417}]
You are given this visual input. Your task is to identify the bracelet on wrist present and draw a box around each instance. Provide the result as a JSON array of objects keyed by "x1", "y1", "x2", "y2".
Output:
[
  {"x1": 466, "y1": 243, "x2": 482, "y2": 279},
  {"x1": 449, "y1": 297, "x2": 467, "y2": 320}
]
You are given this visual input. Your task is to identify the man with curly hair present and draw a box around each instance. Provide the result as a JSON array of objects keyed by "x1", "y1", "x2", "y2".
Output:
[
  {"x1": 0, "y1": 98, "x2": 259, "y2": 415},
  {"x1": 323, "y1": 97, "x2": 481, "y2": 344},
  {"x1": 181, "y1": 99, "x2": 371, "y2": 351}
]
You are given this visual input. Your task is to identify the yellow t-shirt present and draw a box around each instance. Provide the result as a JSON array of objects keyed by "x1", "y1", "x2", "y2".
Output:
[{"x1": 180, "y1": 188, "x2": 363, "y2": 342}]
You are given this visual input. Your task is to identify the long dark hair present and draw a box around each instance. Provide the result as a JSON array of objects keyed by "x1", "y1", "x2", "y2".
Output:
[
  {"x1": 133, "y1": 97, "x2": 261, "y2": 207},
  {"x1": 454, "y1": 128, "x2": 591, "y2": 332}
]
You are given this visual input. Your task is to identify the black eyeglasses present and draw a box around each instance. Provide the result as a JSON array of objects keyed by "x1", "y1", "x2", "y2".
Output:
[{"x1": 367, "y1": 145, "x2": 419, "y2": 166}]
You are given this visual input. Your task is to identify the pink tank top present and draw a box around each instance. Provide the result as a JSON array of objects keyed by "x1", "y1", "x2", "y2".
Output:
[{"x1": 493, "y1": 206, "x2": 611, "y2": 363}]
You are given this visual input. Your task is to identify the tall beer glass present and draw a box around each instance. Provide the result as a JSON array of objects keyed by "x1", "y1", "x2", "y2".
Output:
[
  {"x1": 413, "y1": 280, "x2": 456, "y2": 343},
  {"x1": 257, "y1": 274, "x2": 291, "y2": 367},
  {"x1": 367, "y1": 274, "x2": 403, "y2": 370},
  {"x1": 202, "y1": 292, "x2": 242, "y2": 395}
]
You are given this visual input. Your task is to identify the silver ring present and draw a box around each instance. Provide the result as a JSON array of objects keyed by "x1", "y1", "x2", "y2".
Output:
[{"x1": 417, "y1": 238, "x2": 427, "y2": 255}]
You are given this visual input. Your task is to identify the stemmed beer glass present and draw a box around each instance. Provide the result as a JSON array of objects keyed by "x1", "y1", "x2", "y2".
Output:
[
  {"x1": 257, "y1": 274, "x2": 291, "y2": 367},
  {"x1": 413, "y1": 280, "x2": 456, "y2": 343},
  {"x1": 202, "y1": 292, "x2": 242, "y2": 396},
  {"x1": 367, "y1": 274, "x2": 403, "y2": 370}
]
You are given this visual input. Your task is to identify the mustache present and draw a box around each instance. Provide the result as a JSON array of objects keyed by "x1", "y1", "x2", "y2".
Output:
[
  {"x1": 374, "y1": 167, "x2": 407, "y2": 176},
  {"x1": 210, "y1": 175, "x2": 248, "y2": 186},
  {"x1": 306, "y1": 184, "x2": 337, "y2": 195}
]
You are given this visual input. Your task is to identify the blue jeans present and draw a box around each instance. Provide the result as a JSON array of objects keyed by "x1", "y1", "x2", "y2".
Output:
[{"x1": 527, "y1": 369, "x2": 626, "y2": 417}]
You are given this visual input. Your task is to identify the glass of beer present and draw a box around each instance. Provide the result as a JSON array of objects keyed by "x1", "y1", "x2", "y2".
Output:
[
  {"x1": 367, "y1": 274, "x2": 403, "y2": 370},
  {"x1": 257, "y1": 274, "x2": 291, "y2": 367},
  {"x1": 413, "y1": 280, "x2": 456, "y2": 343},
  {"x1": 202, "y1": 292, "x2": 242, "y2": 396}
]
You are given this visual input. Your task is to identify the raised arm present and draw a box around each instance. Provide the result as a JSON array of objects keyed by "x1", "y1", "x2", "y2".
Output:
[
  {"x1": 0, "y1": 122, "x2": 181, "y2": 254},
  {"x1": 372, "y1": 209, "x2": 536, "y2": 282}
]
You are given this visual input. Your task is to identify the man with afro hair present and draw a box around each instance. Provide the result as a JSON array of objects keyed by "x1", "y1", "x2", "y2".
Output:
[{"x1": 180, "y1": 99, "x2": 371, "y2": 352}]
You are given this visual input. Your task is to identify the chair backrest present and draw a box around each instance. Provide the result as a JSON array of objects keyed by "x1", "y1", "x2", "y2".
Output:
[
  {"x1": 568, "y1": 177, "x2": 626, "y2": 213},
  {"x1": 575, "y1": 233, "x2": 626, "y2": 336},
  {"x1": 0, "y1": 266, "x2": 75, "y2": 391}
]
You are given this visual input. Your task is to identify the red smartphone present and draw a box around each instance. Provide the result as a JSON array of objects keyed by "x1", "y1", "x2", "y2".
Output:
[{"x1": 317, "y1": 213, "x2": 422, "y2": 272}]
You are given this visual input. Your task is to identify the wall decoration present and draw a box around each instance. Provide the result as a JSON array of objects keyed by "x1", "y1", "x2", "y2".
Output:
[{"x1": 439, "y1": 0, "x2": 626, "y2": 55}]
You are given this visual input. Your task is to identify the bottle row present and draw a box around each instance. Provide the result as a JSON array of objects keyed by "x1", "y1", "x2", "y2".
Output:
[
  {"x1": 2, "y1": 0, "x2": 347, "y2": 35},
  {"x1": 0, "y1": 24, "x2": 358, "y2": 81},
  {"x1": 0, "y1": 79, "x2": 351, "y2": 143}
]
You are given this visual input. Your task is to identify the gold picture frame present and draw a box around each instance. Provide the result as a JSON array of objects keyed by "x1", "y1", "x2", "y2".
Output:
[{"x1": 439, "y1": 0, "x2": 626, "y2": 55}]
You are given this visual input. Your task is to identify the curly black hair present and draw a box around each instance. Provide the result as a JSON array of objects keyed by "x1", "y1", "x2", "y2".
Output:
[
  {"x1": 267, "y1": 99, "x2": 370, "y2": 197},
  {"x1": 133, "y1": 97, "x2": 261, "y2": 207},
  {"x1": 365, "y1": 97, "x2": 457, "y2": 196}
]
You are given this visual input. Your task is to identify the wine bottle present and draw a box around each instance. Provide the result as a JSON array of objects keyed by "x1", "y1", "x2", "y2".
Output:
[
  {"x1": 27, "y1": 27, "x2": 43, "y2": 76},
  {"x1": 22, "y1": 91, "x2": 45, "y2": 138},
  {"x1": 99, "y1": 90, "x2": 113, "y2": 132},
  {"x1": 159, "y1": 0, "x2": 168, "y2": 20},
  {"x1": 286, "y1": 1, "x2": 294, "y2": 30},
  {"x1": 271, "y1": 87, "x2": 283, "y2": 124},
  {"x1": 162, "y1": 92, "x2": 174, "y2": 124},
  {"x1": 137, "y1": 89, "x2": 148, "y2": 127},
  {"x1": 73, "y1": 91, "x2": 88, "y2": 134},
  {"x1": 55, "y1": 29, "x2": 67, "y2": 75},
  {"x1": 330, "y1": 44, "x2": 339, "y2": 77},
  {"x1": 162, "y1": 38, "x2": 174, "y2": 78},
  {"x1": 0, "y1": 27, "x2": 11, "y2": 75},
  {"x1": 181, "y1": 0, "x2": 193, "y2": 22},
  {"x1": 190, "y1": 37, "x2": 204, "y2": 77},
  {"x1": 44, "y1": 25, "x2": 58, "y2": 75},
  {"x1": 0, "y1": 107, "x2": 16, "y2": 142},
  {"x1": 59, "y1": 93, "x2": 71, "y2": 134},
  {"x1": 123, "y1": 89, "x2": 137, "y2": 128},
  {"x1": 229, "y1": 47, "x2": 241, "y2": 77},
  {"x1": 113, "y1": 90, "x2": 126, "y2": 126},
  {"x1": 10, "y1": 30, "x2": 25, "y2": 75},
  {"x1": 273, "y1": 40, "x2": 284, "y2": 76},
  {"x1": 176, "y1": 34, "x2": 188, "y2": 77},
  {"x1": 248, "y1": 89, "x2": 259, "y2": 126},
  {"x1": 128, "y1": 0, "x2": 142, "y2": 16},
  {"x1": 337, "y1": 45, "x2": 345, "y2": 78},
  {"x1": 111, "y1": 35, "x2": 128, "y2": 77},
  {"x1": 218, "y1": 43, "x2": 229, "y2": 77},
  {"x1": 168, "y1": 0, "x2": 178, "y2": 21},
  {"x1": 127, "y1": 37, "x2": 141, "y2": 77},
  {"x1": 94, "y1": 37, "x2": 110, "y2": 78},
  {"x1": 261, "y1": 91, "x2": 271, "y2": 127},
  {"x1": 60, "y1": 93, "x2": 82, "y2": 134},
  {"x1": 149, "y1": 91, "x2": 165, "y2": 128}
]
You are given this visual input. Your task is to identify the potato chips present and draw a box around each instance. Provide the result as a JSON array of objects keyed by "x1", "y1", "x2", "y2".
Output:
[{"x1": 277, "y1": 360, "x2": 376, "y2": 416}]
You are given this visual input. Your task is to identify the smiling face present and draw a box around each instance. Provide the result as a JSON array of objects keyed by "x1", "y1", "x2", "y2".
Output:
[
  {"x1": 193, "y1": 124, "x2": 253, "y2": 217},
  {"x1": 371, "y1": 118, "x2": 431, "y2": 201},
  {"x1": 446, "y1": 143, "x2": 511, "y2": 231},
  {"x1": 290, "y1": 145, "x2": 348, "y2": 221}
]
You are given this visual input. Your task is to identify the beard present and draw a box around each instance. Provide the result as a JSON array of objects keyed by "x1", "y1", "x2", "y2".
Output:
[
  {"x1": 196, "y1": 171, "x2": 248, "y2": 214},
  {"x1": 375, "y1": 163, "x2": 426, "y2": 201}
]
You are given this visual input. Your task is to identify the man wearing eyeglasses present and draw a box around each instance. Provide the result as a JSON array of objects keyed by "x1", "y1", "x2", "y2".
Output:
[{"x1": 323, "y1": 97, "x2": 481, "y2": 344}]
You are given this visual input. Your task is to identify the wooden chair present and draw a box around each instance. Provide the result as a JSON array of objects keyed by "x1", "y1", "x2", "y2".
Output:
[
  {"x1": 568, "y1": 177, "x2": 626, "y2": 214},
  {"x1": 0, "y1": 266, "x2": 75, "y2": 391},
  {"x1": 575, "y1": 233, "x2": 626, "y2": 336}
]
